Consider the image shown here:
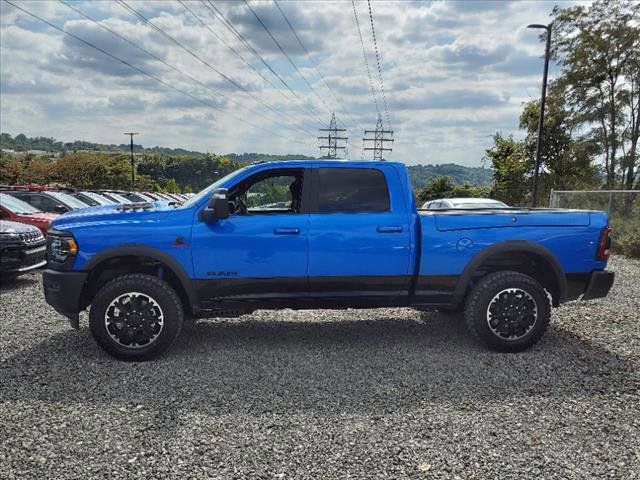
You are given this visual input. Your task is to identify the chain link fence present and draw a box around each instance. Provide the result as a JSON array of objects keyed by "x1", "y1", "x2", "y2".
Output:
[
  {"x1": 549, "y1": 190, "x2": 639, "y2": 216},
  {"x1": 549, "y1": 190, "x2": 640, "y2": 257}
]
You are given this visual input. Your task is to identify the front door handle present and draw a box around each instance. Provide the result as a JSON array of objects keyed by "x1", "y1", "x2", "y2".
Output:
[
  {"x1": 274, "y1": 228, "x2": 300, "y2": 235},
  {"x1": 377, "y1": 225, "x2": 403, "y2": 233}
]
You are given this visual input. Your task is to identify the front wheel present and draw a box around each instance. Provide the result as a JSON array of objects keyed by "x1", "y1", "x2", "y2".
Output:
[
  {"x1": 464, "y1": 271, "x2": 550, "y2": 352},
  {"x1": 89, "y1": 274, "x2": 184, "y2": 361}
]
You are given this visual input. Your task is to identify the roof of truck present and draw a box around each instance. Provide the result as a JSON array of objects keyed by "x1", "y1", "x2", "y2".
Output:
[{"x1": 250, "y1": 159, "x2": 405, "y2": 168}]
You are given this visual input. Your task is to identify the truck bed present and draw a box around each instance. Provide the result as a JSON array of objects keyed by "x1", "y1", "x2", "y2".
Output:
[{"x1": 418, "y1": 209, "x2": 608, "y2": 277}]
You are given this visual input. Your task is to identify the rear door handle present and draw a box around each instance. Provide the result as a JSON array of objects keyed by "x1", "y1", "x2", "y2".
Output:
[
  {"x1": 274, "y1": 228, "x2": 300, "y2": 235},
  {"x1": 377, "y1": 226, "x2": 403, "y2": 233}
]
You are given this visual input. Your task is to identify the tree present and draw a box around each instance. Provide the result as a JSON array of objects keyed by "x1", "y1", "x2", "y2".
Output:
[
  {"x1": 0, "y1": 154, "x2": 24, "y2": 184},
  {"x1": 164, "y1": 178, "x2": 180, "y2": 193},
  {"x1": 417, "y1": 176, "x2": 456, "y2": 202},
  {"x1": 21, "y1": 157, "x2": 55, "y2": 185},
  {"x1": 484, "y1": 134, "x2": 531, "y2": 206},
  {"x1": 52, "y1": 153, "x2": 112, "y2": 188},
  {"x1": 520, "y1": 84, "x2": 599, "y2": 194},
  {"x1": 551, "y1": 0, "x2": 640, "y2": 188},
  {"x1": 50, "y1": 153, "x2": 153, "y2": 190},
  {"x1": 416, "y1": 175, "x2": 490, "y2": 203},
  {"x1": 620, "y1": 54, "x2": 640, "y2": 189}
]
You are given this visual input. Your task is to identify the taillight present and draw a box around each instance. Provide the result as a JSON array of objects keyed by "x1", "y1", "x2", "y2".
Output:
[{"x1": 596, "y1": 226, "x2": 611, "y2": 260}]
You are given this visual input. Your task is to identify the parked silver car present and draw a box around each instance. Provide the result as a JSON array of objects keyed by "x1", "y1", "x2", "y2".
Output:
[{"x1": 422, "y1": 198, "x2": 509, "y2": 210}]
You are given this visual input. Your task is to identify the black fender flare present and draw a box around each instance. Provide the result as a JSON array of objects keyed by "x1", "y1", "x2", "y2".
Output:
[
  {"x1": 81, "y1": 245, "x2": 198, "y2": 312},
  {"x1": 451, "y1": 240, "x2": 567, "y2": 307}
]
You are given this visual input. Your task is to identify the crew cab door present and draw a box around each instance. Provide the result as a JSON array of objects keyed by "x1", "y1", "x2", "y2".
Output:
[
  {"x1": 307, "y1": 165, "x2": 413, "y2": 305},
  {"x1": 191, "y1": 167, "x2": 310, "y2": 307}
]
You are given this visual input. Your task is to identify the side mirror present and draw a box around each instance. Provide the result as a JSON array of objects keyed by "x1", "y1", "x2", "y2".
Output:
[
  {"x1": 199, "y1": 188, "x2": 229, "y2": 222},
  {"x1": 55, "y1": 205, "x2": 69, "y2": 213}
]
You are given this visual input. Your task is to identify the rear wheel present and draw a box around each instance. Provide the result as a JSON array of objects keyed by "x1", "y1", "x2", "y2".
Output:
[
  {"x1": 89, "y1": 274, "x2": 184, "y2": 361},
  {"x1": 464, "y1": 271, "x2": 550, "y2": 352}
]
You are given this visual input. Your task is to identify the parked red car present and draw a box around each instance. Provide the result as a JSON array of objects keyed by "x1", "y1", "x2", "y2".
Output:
[{"x1": 0, "y1": 192, "x2": 58, "y2": 234}]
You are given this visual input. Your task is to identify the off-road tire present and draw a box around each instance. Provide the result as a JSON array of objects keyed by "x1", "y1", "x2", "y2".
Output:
[
  {"x1": 89, "y1": 274, "x2": 184, "y2": 361},
  {"x1": 464, "y1": 271, "x2": 551, "y2": 352}
]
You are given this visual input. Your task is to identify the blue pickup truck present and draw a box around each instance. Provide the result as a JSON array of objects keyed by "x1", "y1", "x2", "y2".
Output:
[{"x1": 42, "y1": 160, "x2": 614, "y2": 360}]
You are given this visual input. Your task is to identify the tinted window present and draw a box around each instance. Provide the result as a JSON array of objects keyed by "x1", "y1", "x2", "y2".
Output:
[
  {"x1": 229, "y1": 169, "x2": 305, "y2": 215},
  {"x1": 315, "y1": 168, "x2": 390, "y2": 213},
  {"x1": 245, "y1": 173, "x2": 301, "y2": 213},
  {"x1": 31, "y1": 194, "x2": 59, "y2": 212}
]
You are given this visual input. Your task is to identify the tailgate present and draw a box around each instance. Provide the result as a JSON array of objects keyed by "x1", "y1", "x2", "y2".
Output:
[{"x1": 434, "y1": 210, "x2": 591, "y2": 231}]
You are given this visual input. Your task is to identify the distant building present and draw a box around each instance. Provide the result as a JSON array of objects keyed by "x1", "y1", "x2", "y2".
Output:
[{"x1": 74, "y1": 149, "x2": 123, "y2": 156}]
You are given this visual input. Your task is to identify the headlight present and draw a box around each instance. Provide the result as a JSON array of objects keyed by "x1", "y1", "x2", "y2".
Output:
[{"x1": 47, "y1": 230, "x2": 78, "y2": 270}]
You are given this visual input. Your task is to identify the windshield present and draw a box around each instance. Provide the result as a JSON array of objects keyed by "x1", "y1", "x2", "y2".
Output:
[
  {"x1": 182, "y1": 167, "x2": 249, "y2": 208},
  {"x1": 83, "y1": 192, "x2": 114, "y2": 205},
  {"x1": 124, "y1": 192, "x2": 148, "y2": 202},
  {"x1": 0, "y1": 193, "x2": 42, "y2": 214},
  {"x1": 48, "y1": 191, "x2": 91, "y2": 209},
  {"x1": 107, "y1": 192, "x2": 132, "y2": 204}
]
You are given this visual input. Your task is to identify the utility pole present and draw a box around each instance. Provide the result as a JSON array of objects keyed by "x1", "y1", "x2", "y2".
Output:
[
  {"x1": 527, "y1": 22, "x2": 552, "y2": 207},
  {"x1": 363, "y1": 115, "x2": 393, "y2": 160},
  {"x1": 318, "y1": 113, "x2": 348, "y2": 159},
  {"x1": 123, "y1": 132, "x2": 139, "y2": 190}
]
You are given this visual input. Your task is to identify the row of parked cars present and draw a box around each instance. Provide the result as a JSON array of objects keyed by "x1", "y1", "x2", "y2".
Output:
[{"x1": 0, "y1": 186, "x2": 193, "y2": 279}]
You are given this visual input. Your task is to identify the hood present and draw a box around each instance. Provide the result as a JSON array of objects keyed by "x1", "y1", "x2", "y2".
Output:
[
  {"x1": 13, "y1": 212, "x2": 58, "y2": 223},
  {"x1": 51, "y1": 201, "x2": 178, "y2": 230},
  {"x1": 0, "y1": 219, "x2": 42, "y2": 234}
]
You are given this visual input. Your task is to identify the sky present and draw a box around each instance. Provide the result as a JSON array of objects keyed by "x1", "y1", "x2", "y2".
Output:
[{"x1": 0, "y1": 0, "x2": 584, "y2": 166}]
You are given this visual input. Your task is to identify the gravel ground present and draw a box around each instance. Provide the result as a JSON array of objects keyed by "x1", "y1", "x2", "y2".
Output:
[{"x1": 1, "y1": 255, "x2": 639, "y2": 479}]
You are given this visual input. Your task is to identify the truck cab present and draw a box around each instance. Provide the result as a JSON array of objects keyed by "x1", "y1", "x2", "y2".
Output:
[{"x1": 42, "y1": 160, "x2": 614, "y2": 360}]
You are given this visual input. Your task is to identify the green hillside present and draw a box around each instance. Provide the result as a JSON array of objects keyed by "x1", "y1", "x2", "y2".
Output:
[{"x1": 1, "y1": 132, "x2": 492, "y2": 188}]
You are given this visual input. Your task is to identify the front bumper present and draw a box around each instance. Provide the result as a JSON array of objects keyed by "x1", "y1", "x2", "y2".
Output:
[
  {"x1": 566, "y1": 270, "x2": 615, "y2": 301},
  {"x1": 0, "y1": 244, "x2": 46, "y2": 276},
  {"x1": 42, "y1": 269, "x2": 88, "y2": 328}
]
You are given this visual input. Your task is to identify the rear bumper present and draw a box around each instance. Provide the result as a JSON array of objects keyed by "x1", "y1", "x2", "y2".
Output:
[
  {"x1": 582, "y1": 270, "x2": 615, "y2": 300},
  {"x1": 565, "y1": 270, "x2": 614, "y2": 301},
  {"x1": 42, "y1": 269, "x2": 88, "y2": 326}
]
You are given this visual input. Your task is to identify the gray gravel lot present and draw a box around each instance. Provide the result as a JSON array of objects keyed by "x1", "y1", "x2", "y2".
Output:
[{"x1": 1, "y1": 255, "x2": 639, "y2": 479}]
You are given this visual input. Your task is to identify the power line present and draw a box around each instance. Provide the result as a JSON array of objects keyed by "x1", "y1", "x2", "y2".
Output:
[
  {"x1": 352, "y1": 0, "x2": 380, "y2": 118},
  {"x1": 57, "y1": 0, "x2": 314, "y2": 140},
  {"x1": 116, "y1": 0, "x2": 313, "y2": 138},
  {"x1": 272, "y1": 0, "x2": 356, "y2": 131},
  {"x1": 242, "y1": 0, "x2": 330, "y2": 118},
  {"x1": 2, "y1": 0, "x2": 304, "y2": 146},
  {"x1": 177, "y1": 0, "x2": 319, "y2": 135},
  {"x1": 366, "y1": 0, "x2": 392, "y2": 128},
  {"x1": 203, "y1": 0, "x2": 325, "y2": 126},
  {"x1": 179, "y1": 0, "x2": 271, "y2": 88}
]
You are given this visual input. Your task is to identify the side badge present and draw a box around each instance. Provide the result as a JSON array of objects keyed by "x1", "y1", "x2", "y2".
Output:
[{"x1": 457, "y1": 237, "x2": 473, "y2": 253}]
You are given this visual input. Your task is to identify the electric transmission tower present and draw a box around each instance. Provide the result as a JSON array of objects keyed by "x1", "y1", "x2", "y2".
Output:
[
  {"x1": 363, "y1": 115, "x2": 393, "y2": 160},
  {"x1": 318, "y1": 113, "x2": 348, "y2": 159}
]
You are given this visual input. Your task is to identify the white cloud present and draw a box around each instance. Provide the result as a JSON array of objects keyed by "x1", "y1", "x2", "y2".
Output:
[{"x1": 0, "y1": 0, "x2": 579, "y2": 166}]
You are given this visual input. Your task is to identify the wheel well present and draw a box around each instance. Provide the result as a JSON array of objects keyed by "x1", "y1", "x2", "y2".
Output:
[
  {"x1": 467, "y1": 251, "x2": 562, "y2": 306},
  {"x1": 80, "y1": 255, "x2": 193, "y2": 316}
]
